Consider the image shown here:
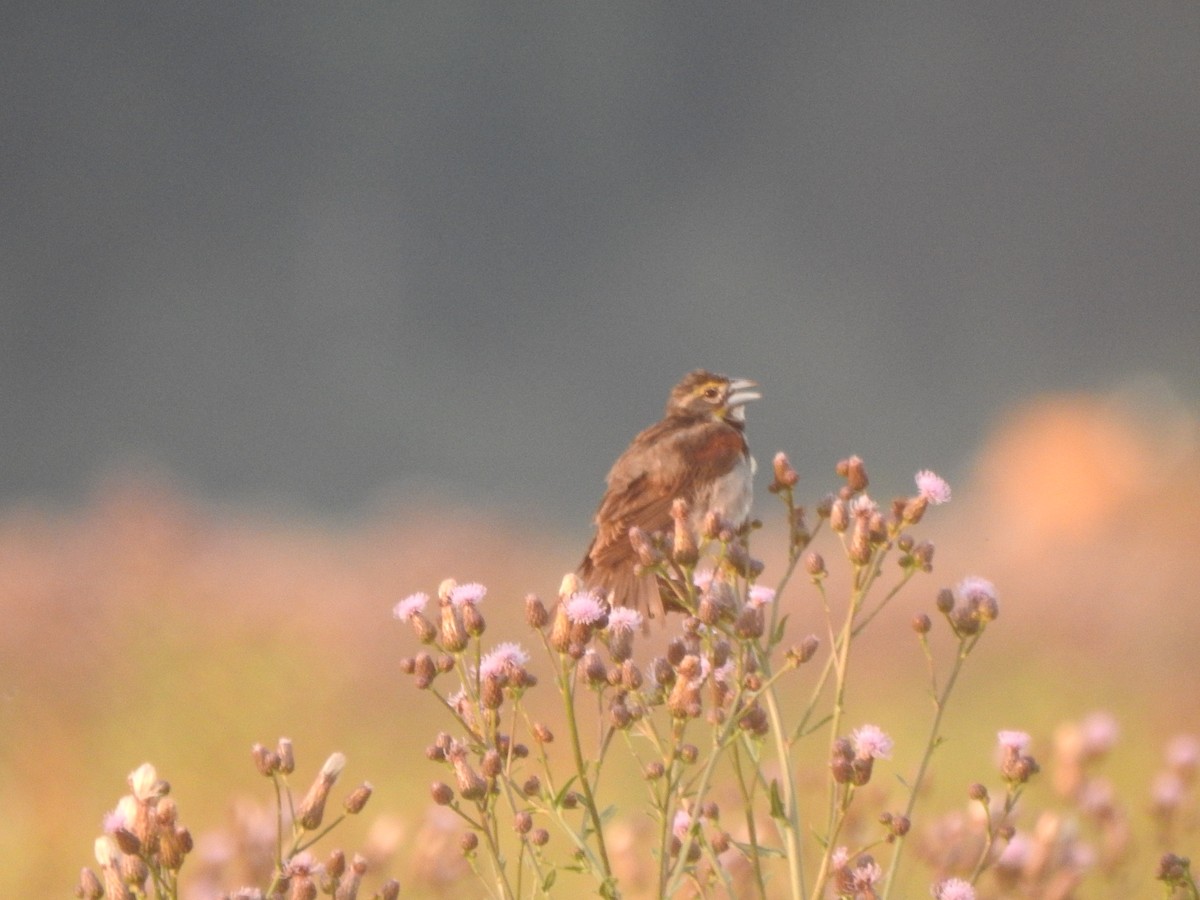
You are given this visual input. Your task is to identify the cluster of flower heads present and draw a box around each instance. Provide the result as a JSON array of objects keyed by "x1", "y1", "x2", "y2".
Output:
[{"x1": 77, "y1": 763, "x2": 192, "y2": 900}]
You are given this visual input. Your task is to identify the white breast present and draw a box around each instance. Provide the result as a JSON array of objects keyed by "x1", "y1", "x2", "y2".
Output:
[{"x1": 690, "y1": 453, "x2": 756, "y2": 532}]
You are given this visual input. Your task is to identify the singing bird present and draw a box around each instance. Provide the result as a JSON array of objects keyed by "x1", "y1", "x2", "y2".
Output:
[{"x1": 579, "y1": 370, "x2": 761, "y2": 618}]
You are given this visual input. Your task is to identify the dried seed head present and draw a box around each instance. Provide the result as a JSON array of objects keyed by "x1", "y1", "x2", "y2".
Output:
[
  {"x1": 460, "y1": 832, "x2": 479, "y2": 853},
  {"x1": 912, "y1": 613, "x2": 932, "y2": 634},
  {"x1": 431, "y1": 782, "x2": 454, "y2": 805},
  {"x1": 531, "y1": 828, "x2": 550, "y2": 847},
  {"x1": 296, "y1": 753, "x2": 346, "y2": 831},
  {"x1": 438, "y1": 599, "x2": 468, "y2": 653},
  {"x1": 513, "y1": 811, "x2": 533, "y2": 834},
  {"x1": 522, "y1": 775, "x2": 541, "y2": 796},
  {"x1": 532, "y1": 722, "x2": 554, "y2": 743}
]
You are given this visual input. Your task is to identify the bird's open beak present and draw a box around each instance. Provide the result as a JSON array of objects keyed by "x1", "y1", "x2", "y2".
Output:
[
  {"x1": 726, "y1": 378, "x2": 761, "y2": 408},
  {"x1": 724, "y1": 378, "x2": 761, "y2": 422}
]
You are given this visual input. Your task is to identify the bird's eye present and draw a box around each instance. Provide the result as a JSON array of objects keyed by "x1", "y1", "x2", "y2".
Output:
[{"x1": 703, "y1": 386, "x2": 720, "y2": 399}]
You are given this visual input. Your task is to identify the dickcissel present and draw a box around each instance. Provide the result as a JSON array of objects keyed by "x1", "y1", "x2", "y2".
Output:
[{"x1": 579, "y1": 369, "x2": 761, "y2": 618}]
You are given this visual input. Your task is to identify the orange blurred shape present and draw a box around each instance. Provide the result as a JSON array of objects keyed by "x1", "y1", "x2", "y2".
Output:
[{"x1": 973, "y1": 386, "x2": 1196, "y2": 546}]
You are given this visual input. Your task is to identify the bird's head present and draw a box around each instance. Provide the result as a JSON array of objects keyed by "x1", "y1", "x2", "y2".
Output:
[{"x1": 666, "y1": 370, "x2": 761, "y2": 423}]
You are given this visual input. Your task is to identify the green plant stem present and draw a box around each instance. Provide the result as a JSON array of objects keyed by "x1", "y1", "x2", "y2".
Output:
[
  {"x1": 759, "y1": 651, "x2": 808, "y2": 899},
  {"x1": 558, "y1": 656, "x2": 615, "y2": 888},
  {"x1": 880, "y1": 631, "x2": 980, "y2": 899},
  {"x1": 730, "y1": 740, "x2": 769, "y2": 897}
]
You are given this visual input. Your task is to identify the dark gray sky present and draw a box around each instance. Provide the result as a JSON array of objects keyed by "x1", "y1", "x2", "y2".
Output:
[{"x1": 3, "y1": 3, "x2": 1198, "y2": 526}]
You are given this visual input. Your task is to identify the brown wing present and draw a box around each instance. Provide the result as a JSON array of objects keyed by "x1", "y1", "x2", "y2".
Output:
[{"x1": 579, "y1": 417, "x2": 747, "y2": 615}]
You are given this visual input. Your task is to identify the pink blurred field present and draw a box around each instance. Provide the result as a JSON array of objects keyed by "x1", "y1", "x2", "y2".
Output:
[{"x1": 3, "y1": 390, "x2": 1200, "y2": 897}]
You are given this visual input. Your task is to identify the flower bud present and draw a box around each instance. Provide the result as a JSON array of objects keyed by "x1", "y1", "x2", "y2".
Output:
[
  {"x1": 77, "y1": 868, "x2": 103, "y2": 900},
  {"x1": 438, "y1": 599, "x2": 468, "y2": 653},
  {"x1": 671, "y1": 497, "x2": 699, "y2": 566},
  {"x1": 628, "y1": 526, "x2": 662, "y2": 567},
  {"x1": 252, "y1": 743, "x2": 279, "y2": 777},
  {"x1": 343, "y1": 782, "x2": 372, "y2": 814},
  {"x1": 771, "y1": 451, "x2": 799, "y2": 490},
  {"x1": 296, "y1": 753, "x2": 346, "y2": 831},
  {"x1": 481, "y1": 749, "x2": 502, "y2": 778},
  {"x1": 276, "y1": 738, "x2": 295, "y2": 775},
  {"x1": 462, "y1": 602, "x2": 486, "y2": 637},
  {"x1": 525, "y1": 593, "x2": 549, "y2": 629},
  {"x1": 830, "y1": 499, "x2": 850, "y2": 533},
  {"x1": 410, "y1": 611, "x2": 438, "y2": 643},
  {"x1": 840, "y1": 455, "x2": 869, "y2": 492}
]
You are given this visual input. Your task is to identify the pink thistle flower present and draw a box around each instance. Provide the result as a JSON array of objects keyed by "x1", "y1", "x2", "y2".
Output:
[
  {"x1": 606, "y1": 607, "x2": 643, "y2": 633},
  {"x1": 565, "y1": 591, "x2": 606, "y2": 625},
  {"x1": 1080, "y1": 710, "x2": 1119, "y2": 755},
  {"x1": 285, "y1": 851, "x2": 324, "y2": 877},
  {"x1": 830, "y1": 847, "x2": 850, "y2": 870},
  {"x1": 956, "y1": 576, "x2": 997, "y2": 605},
  {"x1": 479, "y1": 642, "x2": 529, "y2": 680},
  {"x1": 692, "y1": 568, "x2": 716, "y2": 593},
  {"x1": 1167, "y1": 735, "x2": 1200, "y2": 773},
  {"x1": 932, "y1": 878, "x2": 975, "y2": 900},
  {"x1": 852, "y1": 724, "x2": 894, "y2": 760},
  {"x1": 853, "y1": 859, "x2": 882, "y2": 889},
  {"x1": 450, "y1": 582, "x2": 487, "y2": 607},
  {"x1": 997, "y1": 730, "x2": 1032, "y2": 754},
  {"x1": 713, "y1": 660, "x2": 736, "y2": 686},
  {"x1": 915, "y1": 469, "x2": 952, "y2": 505},
  {"x1": 672, "y1": 809, "x2": 693, "y2": 840},
  {"x1": 103, "y1": 798, "x2": 135, "y2": 834},
  {"x1": 1152, "y1": 771, "x2": 1186, "y2": 810},
  {"x1": 851, "y1": 494, "x2": 878, "y2": 517},
  {"x1": 747, "y1": 585, "x2": 776, "y2": 608},
  {"x1": 393, "y1": 592, "x2": 429, "y2": 619}
]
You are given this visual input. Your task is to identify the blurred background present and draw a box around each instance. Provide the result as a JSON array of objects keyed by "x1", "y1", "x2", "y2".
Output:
[{"x1": 3, "y1": 3, "x2": 1199, "y2": 896}]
